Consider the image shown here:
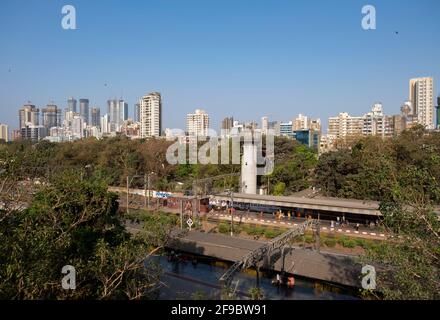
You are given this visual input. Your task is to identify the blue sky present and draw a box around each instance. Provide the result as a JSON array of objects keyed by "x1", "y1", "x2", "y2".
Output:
[{"x1": 0, "y1": 0, "x2": 439, "y2": 131}]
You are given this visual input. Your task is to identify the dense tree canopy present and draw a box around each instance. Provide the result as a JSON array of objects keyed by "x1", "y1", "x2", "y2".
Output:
[{"x1": 1, "y1": 126, "x2": 439, "y2": 299}]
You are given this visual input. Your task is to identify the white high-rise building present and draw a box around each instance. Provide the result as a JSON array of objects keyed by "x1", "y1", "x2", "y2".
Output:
[
  {"x1": 72, "y1": 115, "x2": 85, "y2": 139},
  {"x1": 100, "y1": 114, "x2": 110, "y2": 134},
  {"x1": 0, "y1": 124, "x2": 9, "y2": 142},
  {"x1": 140, "y1": 92, "x2": 162, "y2": 138},
  {"x1": 409, "y1": 77, "x2": 434, "y2": 129},
  {"x1": 186, "y1": 109, "x2": 210, "y2": 136}
]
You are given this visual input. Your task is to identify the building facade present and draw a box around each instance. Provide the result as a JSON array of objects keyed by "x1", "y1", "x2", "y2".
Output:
[
  {"x1": 436, "y1": 96, "x2": 440, "y2": 129},
  {"x1": 67, "y1": 97, "x2": 77, "y2": 113},
  {"x1": 221, "y1": 117, "x2": 234, "y2": 136},
  {"x1": 19, "y1": 104, "x2": 39, "y2": 128},
  {"x1": 187, "y1": 109, "x2": 210, "y2": 136},
  {"x1": 79, "y1": 99, "x2": 90, "y2": 124},
  {"x1": 409, "y1": 77, "x2": 434, "y2": 129},
  {"x1": 21, "y1": 123, "x2": 45, "y2": 141},
  {"x1": 90, "y1": 107, "x2": 101, "y2": 128},
  {"x1": 294, "y1": 129, "x2": 320, "y2": 151},
  {"x1": 328, "y1": 112, "x2": 364, "y2": 140},
  {"x1": 134, "y1": 103, "x2": 141, "y2": 123},
  {"x1": 140, "y1": 92, "x2": 162, "y2": 138},
  {"x1": 42, "y1": 104, "x2": 61, "y2": 131},
  {"x1": 280, "y1": 121, "x2": 293, "y2": 137},
  {"x1": 0, "y1": 124, "x2": 9, "y2": 142}
]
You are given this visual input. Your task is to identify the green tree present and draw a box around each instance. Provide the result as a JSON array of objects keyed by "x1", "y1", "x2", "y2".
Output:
[
  {"x1": 0, "y1": 169, "x2": 172, "y2": 299},
  {"x1": 363, "y1": 166, "x2": 440, "y2": 299},
  {"x1": 273, "y1": 182, "x2": 286, "y2": 196}
]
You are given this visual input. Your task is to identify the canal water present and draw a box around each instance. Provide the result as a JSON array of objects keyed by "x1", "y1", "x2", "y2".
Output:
[{"x1": 153, "y1": 252, "x2": 359, "y2": 300}]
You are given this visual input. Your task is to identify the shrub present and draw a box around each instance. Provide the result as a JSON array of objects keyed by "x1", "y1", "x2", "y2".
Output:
[
  {"x1": 337, "y1": 236, "x2": 348, "y2": 246},
  {"x1": 246, "y1": 226, "x2": 266, "y2": 236},
  {"x1": 324, "y1": 238, "x2": 337, "y2": 247},
  {"x1": 218, "y1": 223, "x2": 230, "y2": 234},
  {"x1": 304, "y1": 234, "x2": 314, "y2": 243},
  {"x1": 264, "y1": 229, "x2": 282, "y2": 239},
  {"x1": 342, "y1": 239, "x2": 356, "y2": 248},
  {"x1": 355, "y1": 238, "x2": 368, "y2": 248}
]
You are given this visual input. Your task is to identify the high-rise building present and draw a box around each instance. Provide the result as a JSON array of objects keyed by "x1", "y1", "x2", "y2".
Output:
[
  {"x1": 107, "y1": 99, "x2": 128, "y2": 130},
  {"x1": 19, "y1": 104, "x2": 39, "y2": 128},
  {"x1": 67, "y1": 97, "x2": 77, "y2": 113},
  {"x1": 280, "y1": 121, "x2": 293, "y2": 137},
  {"x1": 140, "y1": 92, "x2": 162, "y2": 138},
  {"x1": 42, "y1": 104, "x2": 61, "y2": 130},
  {"x1": 328, "y1": 112, "x2": 364, "y2": 140},
  {"x1": 187, "y1": 109, "x2": 210, "y2": 136},
  {"x1": 409, "y1": 77, "x2": 434, "y2": 129},
  {"x1": 436, "y1": 96, "x2": 440, "y2": 129},
  {"x1": 72, "y1": 115, "x2": 85, "y2": 138},
  {"x1": 134, "y1": 103, "x2": 141, "y2": 122},
  {"x1": 363, "y1": 103, "x2": 387, "y2": 137},
  {"x1": 294, "y1": 129, "x2": 320, "y2": 151},
  {"x1": 293, "y1": 114, "x2": 309, "y2": 131},
  {"x1": 100, "y1": 114, "x2": 110, "y2": 134},
  {"x1": 293, "y1": 114, "x2": 322, "y2": 135},
  {"x1": 0, "y1": 124, "x2": 9, "y2": 142},
  {"x1": 90, "y1": 107, "x2": 101, "y2": 127},
  {"x1": 120, "y1": 100, "x2": 128, "y2": 123},
  {"x1": 309, "y1": 119, "x2": 322, "y2": 133},
  {"x1": 79, "y1": 99, "x2": 90, "y2": 124},
  {"x1": 221, "y1": 117, "x2": 234, "y2": 135},
  {"x1": 21, "y1": 123, "x2": 45, "y2": 141}
]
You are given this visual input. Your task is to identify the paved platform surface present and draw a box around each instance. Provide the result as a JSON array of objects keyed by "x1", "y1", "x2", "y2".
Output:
[{"x1": 170, "y1": 231, "x2": 362, "y2": 288}]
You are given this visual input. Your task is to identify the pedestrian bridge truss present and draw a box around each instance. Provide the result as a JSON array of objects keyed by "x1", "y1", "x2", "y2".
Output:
[{"x1": 219, "y1": 219, "x2": 320, "y2": 287}]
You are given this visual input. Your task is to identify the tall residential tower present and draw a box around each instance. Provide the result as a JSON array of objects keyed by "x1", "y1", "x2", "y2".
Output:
[
  {"x1": 187, "y1": 109, "x2": 210, "y2": 136},
  {"x1": 79, "y1": 99, "x2": 90, "y2": 124},
  {"x1": 409, "y1": 77, "x2": 434, "y2": 129},
  {"x1": 140, "y1": 92, "x2": 162, "y2": 138}
]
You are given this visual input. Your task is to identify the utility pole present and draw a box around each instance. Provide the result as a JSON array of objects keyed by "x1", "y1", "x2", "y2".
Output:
[
  {"x1": 267, "y1": 176, "x2": 270, "y2": 194},
  {"x1": 126, "y1": 176, "x2": 129, "y2": 214},
  {"x1": 147, "y1": 174, "x2": 151, "y2": 209},
  {"x1": 180, "y1": 199, "x2": 184, "y2": 229},
  {"x1": 144, "y1": 174, "x2": 147, "y2": 208},
  {"x1": 230, "y1": 190, "x2": 234, "y2": 236}
]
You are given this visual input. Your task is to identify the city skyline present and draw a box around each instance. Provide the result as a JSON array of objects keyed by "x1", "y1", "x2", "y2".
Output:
[
  {"x1": 3, "y1": 75, "x2": 437, "y2": 135},
  {"x1": 1, "y1": 0, "x2": 439, "y2": 132}
]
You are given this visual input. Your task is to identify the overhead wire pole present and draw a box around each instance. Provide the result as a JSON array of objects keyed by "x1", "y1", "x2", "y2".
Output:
[
  {"x1": 126, "y1": 174, "x2": 151, "y2": 213},
  {"x1": 230, "y1": 190, "x2": 234, "y2": 236},
  {"x1": 126, "y1": 176, "x2": 129, "y2": 214}
]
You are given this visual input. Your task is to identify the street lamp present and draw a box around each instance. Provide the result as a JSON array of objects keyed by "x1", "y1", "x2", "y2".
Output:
[
  {"x1": 226, "y1": 189, "x2": 234, "y2": 236},
  {"x1": 145, "y1": 172, "x2": 155, "y2": 209}
]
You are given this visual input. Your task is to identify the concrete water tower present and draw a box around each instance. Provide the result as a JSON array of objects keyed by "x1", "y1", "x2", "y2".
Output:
[{"x1": 241, "y1": 142, "x2": 257, "y2": 194}]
